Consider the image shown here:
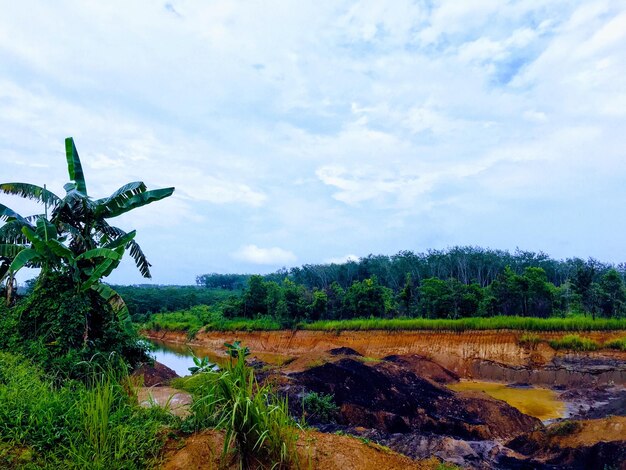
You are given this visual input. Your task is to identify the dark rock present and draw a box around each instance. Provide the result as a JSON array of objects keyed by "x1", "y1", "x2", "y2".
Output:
[{"x1": 328, "y1": 347, "x2": 362, "y2": 356}]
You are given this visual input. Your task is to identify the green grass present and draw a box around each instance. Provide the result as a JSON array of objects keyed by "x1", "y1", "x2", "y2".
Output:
[
  {"x1": 548, "y1": 334, "x2": 600, "y2": 351},
  {"x1": 142, "y1": 306, "x2": 281, "y2": 335},
  {"x1": 0, "y1": 352, "x2": 168, "y2": 469},
  {"x1": 603, "y1": 336, "x2": 626, "y2": 351},
  {"x1": 519, "y1": 332, "x2": 542, "y2": 346},
  {"x1": 299, "y1": 316, "x2": 626, "y2": 332}
]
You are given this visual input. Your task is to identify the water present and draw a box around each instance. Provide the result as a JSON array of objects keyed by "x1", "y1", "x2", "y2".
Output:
[
  {"x1": 147, "y1": 338, "x2": 294, "y2": 376},
  {"x1": 448, "y1": 380, "x2": 566, "y2": 421},
  {"x1": 148, "y1": 340, "x2": 196, "y2": 377}
]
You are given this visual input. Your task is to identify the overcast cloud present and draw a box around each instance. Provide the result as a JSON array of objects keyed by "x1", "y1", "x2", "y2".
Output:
[{"x1": 1, "y1": 1, "x2": 625, "y2": 284}]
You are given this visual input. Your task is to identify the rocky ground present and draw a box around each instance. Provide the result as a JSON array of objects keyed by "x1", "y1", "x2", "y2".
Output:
[{"x1": 136, "y1": 346, "x2": 626, "y2": 469}]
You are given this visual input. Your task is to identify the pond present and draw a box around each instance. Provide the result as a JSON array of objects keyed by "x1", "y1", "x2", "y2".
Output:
[
  {"x1": 147, "y1": 339, "x2": 293, "y2": 376},
  {"x1": 448, "y1": 380, "x2": 566, "y2": 421}
]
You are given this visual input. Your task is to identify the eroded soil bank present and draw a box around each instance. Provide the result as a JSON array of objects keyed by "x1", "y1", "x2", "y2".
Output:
[{"x1": 143, "y1": 329, "x2": 626, "y2": 386}]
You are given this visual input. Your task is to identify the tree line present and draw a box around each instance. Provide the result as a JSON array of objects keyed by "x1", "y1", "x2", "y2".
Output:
[{"x1": 197, "y1": 247, "x2": 626, "y2": 322}]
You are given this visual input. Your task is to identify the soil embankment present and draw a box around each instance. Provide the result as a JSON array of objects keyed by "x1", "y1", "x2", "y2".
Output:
[{"x1": 144, "y1": 329, "x2": 626, "y2": 386}]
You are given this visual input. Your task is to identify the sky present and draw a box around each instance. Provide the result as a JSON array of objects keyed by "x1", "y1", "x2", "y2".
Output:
[{"x1": 1, "y1": 1, "x2": 626, "y2": 285}]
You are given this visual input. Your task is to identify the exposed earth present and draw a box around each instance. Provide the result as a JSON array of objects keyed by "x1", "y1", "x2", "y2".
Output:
[{"x1": 140, "y1": 330, "x2": 626, "y2": 469}]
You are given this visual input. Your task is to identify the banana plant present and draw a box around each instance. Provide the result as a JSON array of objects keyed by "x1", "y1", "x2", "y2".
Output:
[{"x1": 0, "y1": 137, "x2": 174, "y2": 324}]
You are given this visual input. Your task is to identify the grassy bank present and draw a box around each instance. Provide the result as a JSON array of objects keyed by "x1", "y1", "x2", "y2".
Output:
[
  {"x1": 143, "y1": 309, "x2": 626, "y2": 336},
  {"x1": 298, "y1": 316, "x2": 626, "y2": 332},
  {"x1": 0, "y1": 352, "x2": 169, "y2": 469}
]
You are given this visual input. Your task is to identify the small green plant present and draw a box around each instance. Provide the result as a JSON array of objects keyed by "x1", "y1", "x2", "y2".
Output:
[
  {"x1": 519, "y1": 333, "x2": 542, "y2": 347},
  {"x1": 224, "y1": 340, "x2": 250, "y2": 359},
  {"x1": 604, "y1": 337, "x2": 626, "y2": 351},
  {"x1": 547, "y1": 420, "x2": 581, "y2": 436},
  {"x1": 187, "y1": 349, "x2": 217, "y2": 375},
  {"x1": 302, "y1": 391, "x2": 339, "y2": 423},
  {"x1": 548, "y1": 335, "x2": 599, "y2": 351}
]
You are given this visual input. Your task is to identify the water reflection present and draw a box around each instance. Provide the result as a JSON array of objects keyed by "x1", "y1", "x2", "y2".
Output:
[{"x1": 148, "y1": 340, "x2": 228, "y2": 377}]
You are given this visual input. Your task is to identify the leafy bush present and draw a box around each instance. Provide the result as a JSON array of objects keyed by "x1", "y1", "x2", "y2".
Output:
[
  {"x1": 0, "y1": 273, "x2": 148, "y2": 380},
  {"x1": 548, "y1": 335, "x2": 599, "y2": 351},
  {"x1": 547, "y1": 420, "x2": 581, "y2": 436},
  {"x1": 302, "y1": 391, "x2": 339, "y2": 423}
]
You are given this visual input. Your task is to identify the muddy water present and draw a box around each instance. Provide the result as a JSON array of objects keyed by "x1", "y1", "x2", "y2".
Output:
[
  {"x1": 149, "y1": 339, "x2": 292, "y2": 376},
  {"x1": 448, "y1": 380, "x2": 565, "y2": 421}
]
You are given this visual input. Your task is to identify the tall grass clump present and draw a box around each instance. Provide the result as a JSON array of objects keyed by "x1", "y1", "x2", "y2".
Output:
[
  {"x1": 299, "y1": 316, "x2": 626, "y2": 332},
  {"x1": 177, "y1": 347, "x2": 298, "y2": 468},
  {"x1": 65, "y1": 359, "x2": 165, "y2": 470},
  {"x1": 548, "y1": 335, "x2": 599, "y2": 351},
  {"x1": 604, "y1": 337, "x2": 626, "y2": 351},
  {"x1": 0, "y1": 352, "x2": 168, "y2": 469},
  {"x1": 519, "y1": 333, "x2": 543, "y2": 347}
]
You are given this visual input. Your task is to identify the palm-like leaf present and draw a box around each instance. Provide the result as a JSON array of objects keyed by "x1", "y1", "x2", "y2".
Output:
[
  {"x1": 9, "y1": 248, "x2": 41, "y2": 272},
  {"x1": 0, "y1": 183, "x2": 61, "y2": 208},
  {"x1": 35, "y1": 217, "x2": 58, "y2": 242},
  {"x1": 94, "y1": 182, "x2": 147, "y2": 215},
  {"x1": 102, "y1": 187, "x2": 174, "y2": 218},
  {"x1": 90, "y1": 283, "x2": 131, "y2": 327},
  {"x1": 0, "y1": 203, "x2": 28, "y2": 224},
  {"x1": 65, "y1": 137, "x2": 87, "y2": 195},
  {"x1": 0, "y1": 244, "x2": 23, "y2": 258},
  {"x1": 76, "y1": 248, "x2": 123, "y2": 262},
  {"x1": 0, "y1": 220, "x2": 31, "y2": 245},
  {"x1": 96, "y1": 222, "x2": 152, "y2": 278}
]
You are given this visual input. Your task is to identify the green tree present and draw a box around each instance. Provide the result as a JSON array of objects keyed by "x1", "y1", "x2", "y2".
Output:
[
  {"x1": 0, "y1": 137, "x2": 173, "y2": 372},
  {"x1": 344, "y1": 276, "x2": 392, "y2": 318},
  {"x1": 242, "y1": 275, "x2": 268, "y2": 317},
  {"x1": 1, "y1": 138, "x2": 174, "y2": 309},
  {"x1": 599, "y1": 269, "x2": 626, "y2": 318}
]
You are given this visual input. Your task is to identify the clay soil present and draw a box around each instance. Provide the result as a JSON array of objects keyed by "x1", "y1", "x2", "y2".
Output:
[{"x1": 160, "y1": 429, "x2": 442, "y2": 470}]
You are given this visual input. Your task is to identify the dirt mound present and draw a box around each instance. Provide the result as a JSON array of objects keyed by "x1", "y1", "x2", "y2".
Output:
[
  {"x1": 133, "y1": 361, "x2": 178, "y2": 387},
  {"x1": 290, "y1": 358, "x2": 540, "y2": 440},
  {"x1": 506, "y1": 416, "x2": 626, "y2": 469},
  {"x1": 329, "y1": 347, "x2": 363, "y2": 356},
  {"x1": 160, "y1": 429, "x2": 441, "y2": 470},
  {"x1": 383, "y1": 354, "x2": 459, "y2": 384}
]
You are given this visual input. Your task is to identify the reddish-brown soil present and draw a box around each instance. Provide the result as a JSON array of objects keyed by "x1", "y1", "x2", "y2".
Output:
[
  {"x1": 159, "y1": 429, "x2": 442, "y2": 470},
  {"x1": 144, "y1": 329, "x2": 626, "y2": 385}
]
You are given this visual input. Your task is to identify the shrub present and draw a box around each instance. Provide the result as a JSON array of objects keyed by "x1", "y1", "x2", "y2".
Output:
[
  {"x1": 547, "y1": 420, "x2": 581, "y2": 436},
  {"x1": 302, "y1": 391, "x2": 339, "y2": 423},
  {"x1": 1, "y1": 273, "x2": 149, "y2": 380}
]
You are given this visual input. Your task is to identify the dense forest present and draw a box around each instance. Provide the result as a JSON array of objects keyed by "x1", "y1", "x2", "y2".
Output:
[{"x1": 194, "y1": 247, "x2": 626, "y2": 322}]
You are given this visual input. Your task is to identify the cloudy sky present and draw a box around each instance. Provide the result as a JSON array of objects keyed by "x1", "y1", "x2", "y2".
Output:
[{"x1": 1, "y1": 1, "x2": 626, "y2": 284}]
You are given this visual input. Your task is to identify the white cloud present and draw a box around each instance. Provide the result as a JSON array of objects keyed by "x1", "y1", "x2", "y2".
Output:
[
  {"x1": 2, "y1": 1, "x2": 626, "y2": 282},
  {"x1": 325, "y1": 254, "x2": 359, "y2": 264},
  {"x1": 233, "y1": 245, "x2": 297, "y2": 265}
]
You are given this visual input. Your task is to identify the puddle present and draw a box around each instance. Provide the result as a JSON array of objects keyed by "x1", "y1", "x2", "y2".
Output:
[{"x1": 448, "y1": 380, "x2": 566, "y2": 421}]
